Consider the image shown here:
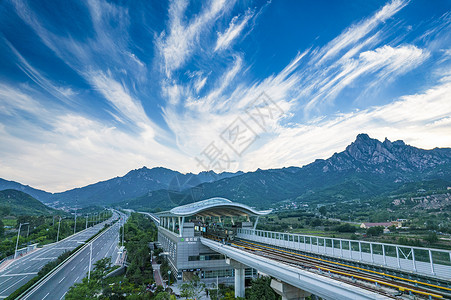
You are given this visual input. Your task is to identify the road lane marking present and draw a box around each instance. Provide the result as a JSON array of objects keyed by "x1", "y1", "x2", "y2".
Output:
[
  {"x1": 71, "y1": 266, "x2": 76, "y2": 271},
  {"x1": 1, "y1": 276, "x2": 27, "y2": 293},
  {"x1": 1, "y1": 277, "x2": 13, "y2": 284},
  {"x1": 60, "y1": 291, "x2": 67, "y2": 300},
  {"x1": 80, "y1": 257, "x2": 84, "y2": 262},
  {"x1": 43, "y1": 292, "x2": 49, "y2": 299},
  {"x1": 74, "y1": 276, "x2": 79, "y2": 282},
  {"x1": 84, "y1": 266, "x2": 87, "y2": 270},
  {"x1": 0, "y1": 272, "x2": 38, "y2": 277},
  {"x1": 59, "y1": 277, "x2": 65, "y2": 283}
]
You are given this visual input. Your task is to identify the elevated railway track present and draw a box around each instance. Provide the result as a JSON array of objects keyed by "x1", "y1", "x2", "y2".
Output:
[{"x1": 228, "y1": 238, "x2": 451, "y2": 299}]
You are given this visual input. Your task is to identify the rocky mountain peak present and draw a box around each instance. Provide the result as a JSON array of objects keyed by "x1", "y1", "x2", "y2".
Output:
[{"x1": 322, "y1": 134, "x2": 451, "y2": 174}]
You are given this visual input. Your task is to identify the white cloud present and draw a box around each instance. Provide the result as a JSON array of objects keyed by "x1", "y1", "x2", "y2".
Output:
[
  {"x1": 5, "y1": 39, "x2": 75, "y2": 105},
  {"x1": 241, "y1": 78, "x2": 451, "y2": 170},
  {"x1": 215, "y1": 10, "x2": 254, "y2": 51},
  {"x1": 88, "y1": 71, "x2": 152, "y2": 126},
  {"x1": 313, "y1": 0, "x2": 408, "y2": 65},
  {"x1": 157, "y1": 0, "x2": 231, "y2": 77},
  {"x1": 0, "y1": 85, "x2": 191, "y2": 192},
  {"x1": 305, "y1": 45, "x2": 429, "y2": 111},
  {"x1": 194, "y1": 75, "x2": 208, "y2": 93}
]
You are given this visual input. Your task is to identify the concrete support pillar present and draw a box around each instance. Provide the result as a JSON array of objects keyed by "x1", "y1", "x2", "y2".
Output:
[
  {"x1": 270, "y1": 279, "x2": 311, "y2": 300},
  {"x1": 235, "y1": 268, "x2": 245, "y2": 297},
  {"x1": 253, "y1": 216, "x2": 260, "y2": 230},
  {"x1": 172, "y1": 217, "x2": 175, "y2": 232},
  {"x1": 226, "y1": 258, "x2": 246, "y2": 298},
  {"x1": 179, "y1": 217, "x2": 185, "y2": 237}
]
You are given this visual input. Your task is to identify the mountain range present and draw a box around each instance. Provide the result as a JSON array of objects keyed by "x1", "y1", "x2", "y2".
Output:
[
  {"x1": 1, "y1": 134, "x2": 450, "y2": 210},
  {"x1": 0, "y1": 168, "x2": 242, "y2": 207}
]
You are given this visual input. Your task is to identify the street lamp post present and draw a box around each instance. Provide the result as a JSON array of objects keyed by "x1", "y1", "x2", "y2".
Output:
[
  {"x1": 74, "y1": 209, "x2": 77, "y2": 235},
  {"x1": 121, "y1": 216, "x2": 125, "y2": 247},
  {"x1": 85, "y1": 214, "x2": 89, "y2": 229},
  {"x1": 57, "y1": 217, "x2": 62, "y2": 242},
  {"x1": 78, "y1": 241, "x2": 93, "y2": 283},
  {"x1": 14, "y1": 222, "x2": 29, "y2": 259}
]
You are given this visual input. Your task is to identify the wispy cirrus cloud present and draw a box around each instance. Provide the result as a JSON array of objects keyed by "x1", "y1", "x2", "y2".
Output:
[
  {"x1": 4, "y1": 38, "x2": 76, "y2": 105},
  {"x1": 304, "y1": 44, "x2": 429, "y2": 111},
  {"x1": 157, "y1": 0, "x2": 232, "y2": 77},
  {"x1": 159, "y1": 0, "x2": 445, "y2": 170},
  {"x1": 312, "y1": 0, "x2": 408, "y2": 65},
  {"x1": 215, "y1": 9, "x2": 254, "y2": 52},
  {"x1": 0, "y1": 83, "x2": 191, "y2": 191},
  {"x1": 242, "y1": 77, "x2": 451, "y2": 171}
]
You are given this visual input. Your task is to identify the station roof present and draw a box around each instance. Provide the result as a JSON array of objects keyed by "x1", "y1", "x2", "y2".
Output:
[{"x1": 157, "y1": 197, "x2": 272, "y2": 218}]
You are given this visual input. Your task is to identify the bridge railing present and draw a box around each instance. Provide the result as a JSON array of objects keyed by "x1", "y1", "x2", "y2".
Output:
[{"x1": 237, "y1": 228, "x2": 451, "y2": 280}]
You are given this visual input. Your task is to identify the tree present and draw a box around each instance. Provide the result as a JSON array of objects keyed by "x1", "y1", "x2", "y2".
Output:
[
  {"x1": 0, "y1": 219, "x2": 4, "y2": 236},
  {"x1": 180, "y1": 276, "x2": 205, "y2": 299},
  {"x1": 319, "y1": 206, "x2": 327, "y2": 216},
  {"x1": 154, "y1": 292, "x2": 176, "y2": 300},
  {"x1": 310, "y1": 218, "x2": 322, "y2": 227},
  {"x1": 334, "y1": 223, "x2": 356, "y2": 233},
  {"x1": 425, "y1": 232, "x2": 438, "y2": 244},
  {"x1": 247, "y1": 276, "x2": 278, "y2": 300},
  {"x1": 366, "y1": 226, "x2": 384, "y2": 236}
]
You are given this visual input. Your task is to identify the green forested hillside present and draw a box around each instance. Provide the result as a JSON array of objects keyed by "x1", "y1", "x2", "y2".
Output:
[{"x1": 0, "y1": 189, "x2": 55, "y2": 216}]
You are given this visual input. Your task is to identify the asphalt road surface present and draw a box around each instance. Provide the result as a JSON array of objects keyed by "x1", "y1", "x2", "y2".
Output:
[
  {"x1": 0, "y1": 211, "x2": 121, "y2": 299},
  {"x1": 21, "y1": 212, "x2": 127, "y2": 300}
]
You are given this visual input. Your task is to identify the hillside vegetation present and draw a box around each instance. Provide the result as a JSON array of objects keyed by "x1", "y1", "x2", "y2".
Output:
[{"x1": 0, "y1": 189, "x2": 55, "y2": 216}]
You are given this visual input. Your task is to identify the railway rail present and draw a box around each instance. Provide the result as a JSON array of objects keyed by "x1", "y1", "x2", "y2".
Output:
[{"x1": 222, "y1": 238, "x2": 451, "y2": 299}]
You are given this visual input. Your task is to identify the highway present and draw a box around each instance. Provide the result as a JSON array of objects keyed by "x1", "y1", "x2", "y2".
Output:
[
  {"x1": 20, "y1": 212, "x2": 127, "y2": 300},
  {"x1": 0, "y1": 211, "x2": 122, "y2": 299}
]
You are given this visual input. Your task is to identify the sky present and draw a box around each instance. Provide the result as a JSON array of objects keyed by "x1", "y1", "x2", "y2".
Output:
[{"x1": 0, "y1": 0, "x2": 450, "y2": 192}]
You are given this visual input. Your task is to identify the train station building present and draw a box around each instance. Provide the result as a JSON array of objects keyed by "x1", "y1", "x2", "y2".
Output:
[{"x1": 156, "y1": 197, "x2": 271, "y2": 283}]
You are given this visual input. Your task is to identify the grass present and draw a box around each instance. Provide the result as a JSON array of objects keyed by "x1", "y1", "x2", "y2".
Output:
[{"x1": 2, "y1": 218, "x2": 16, "y2": 227}]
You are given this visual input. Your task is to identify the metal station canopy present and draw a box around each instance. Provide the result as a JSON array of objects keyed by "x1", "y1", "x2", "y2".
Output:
[{"x1": 157, "y1": 197, "x2": 272, "y2": 218}]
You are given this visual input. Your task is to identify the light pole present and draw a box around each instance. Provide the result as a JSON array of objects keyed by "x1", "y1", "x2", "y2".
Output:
[
  {"x1": 121, "y1": 216, "x2": 125, "y2": 247},
  {"x1": 85, "y1": 214, "x2": 89, "y2": 229},
  {"x1": 77, "y1": 241, "x2": 93, "y2": 283},
  {"x1": 57, "y1": 217, "x2": 62, "y2": 242},
  {"x1": 74, "y1": 209, "x2": 77, "y2": 235},
  {"x1": 14, "y1": 222, "x2": 29, "y2": 259}
]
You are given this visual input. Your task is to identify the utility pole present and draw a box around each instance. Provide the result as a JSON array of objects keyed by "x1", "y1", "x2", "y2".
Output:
[
  {"x1": 14, "y1": 222, "x2": 29, "y2": 259},
  {"x1": 85, "y1": 214, "x2": 89, "y2": 229},
  {"x1": 74, "y1": 209, "x2": 77, "y2": 235},
  {"x1": 27, "y1": 224, "x2": 30, "y2": 237},
  {"x1": 57, "y1": 217, "x2": 62, "y2": 242},
  {"x1": 121, "y1": 216, "x2": 125, "y2": 247},
  {"x1": 88, "y1": 242, "x2": 92, "y2": 282},
  {"x1": 77, "y1": 241, "x2": 93, "y2": 283}
]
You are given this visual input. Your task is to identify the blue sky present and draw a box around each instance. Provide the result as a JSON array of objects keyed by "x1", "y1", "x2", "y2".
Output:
[{"x1": 0, "y1": 0, "x2": 450, "y2": 192}]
